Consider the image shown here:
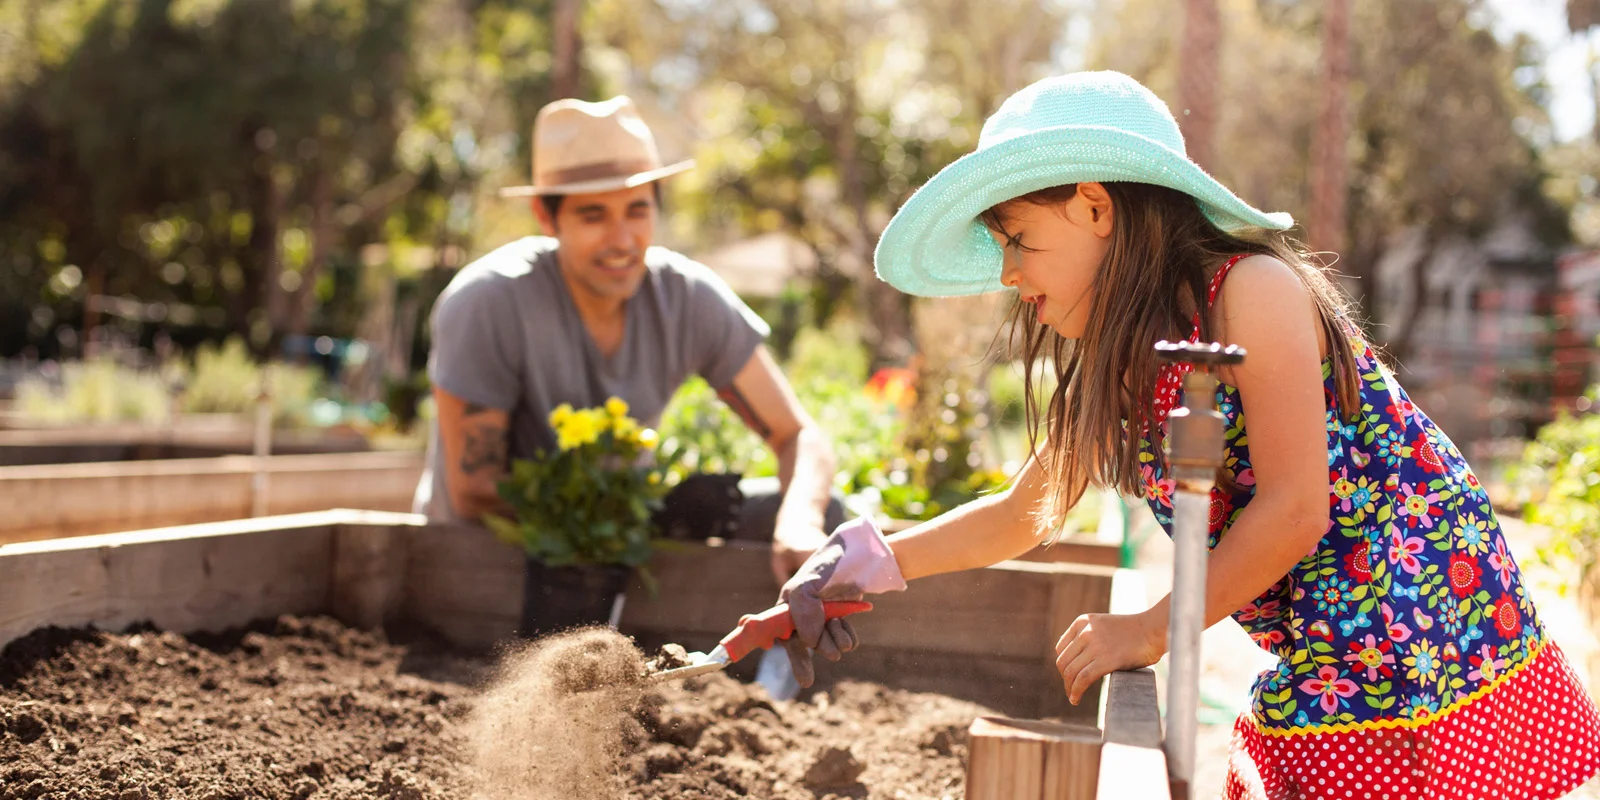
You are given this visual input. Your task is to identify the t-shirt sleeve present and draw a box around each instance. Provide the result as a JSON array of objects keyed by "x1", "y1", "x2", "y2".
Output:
[
  {"x1": 683, "y1": 259, "x2": 771, "y2": 390},
  {"x1": 427, "y1": 280, "x2": 522, "y2": 411}
]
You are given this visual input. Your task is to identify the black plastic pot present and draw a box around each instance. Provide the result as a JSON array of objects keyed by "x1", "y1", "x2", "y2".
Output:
[{"x1": 519, "y1": 558, "x2": 634, "y2": 639}]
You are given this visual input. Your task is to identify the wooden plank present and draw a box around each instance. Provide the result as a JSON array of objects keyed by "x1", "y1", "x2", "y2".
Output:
[
  {"x1": 1015, "y1": 540, "x2": 1121, "y2": 568},
  {"x1": 1040, "y1": 566, "x2": 1117, "y2": 718},
  {"x1": 0, "y1": 513, "x2": 341, "y2": 651},
  {"x1": 623, "y1": 545, "x2": 1116, "y2": 662},
  {"x1": 329, "y1": 522, "x2": 407, "y2": 630},
  {"x1": 1096, "y1": 569, "x2": 1171, "y2": 800},
  {"x1": 394, "y1": 522, "x2": 1116, "y2": 717},
  {"x1": 965, "y1": 716, "x2": 1101, "y2": 800},
  {"x1": 0, "y1": 452, "x2": 422, "y2": 543},
  {"x1": 397, "y1": 520, "x2": 525, "y2": 651}
]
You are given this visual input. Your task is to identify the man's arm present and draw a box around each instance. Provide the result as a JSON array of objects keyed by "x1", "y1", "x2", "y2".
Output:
[
  {"x1": 433, "y1": 386, "x2": 515, "y2": 522},
  {"x1": 717, "y1": 346, "x2": 838, "y2": 583}
]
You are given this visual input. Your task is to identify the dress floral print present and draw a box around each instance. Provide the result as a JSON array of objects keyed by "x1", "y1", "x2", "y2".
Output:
[{"x1": 1137, "y1": 257, "x2": 1600, "y2": 799}]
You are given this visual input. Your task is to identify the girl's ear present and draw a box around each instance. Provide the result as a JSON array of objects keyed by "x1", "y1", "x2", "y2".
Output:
[{"x1": 1077, "y1": 182, "x2": 1114, "y2": 239}]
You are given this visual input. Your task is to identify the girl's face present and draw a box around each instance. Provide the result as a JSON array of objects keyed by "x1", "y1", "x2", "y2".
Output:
[{"x1": 990, "y1": 184, "x2": 1114, "y2": 339}]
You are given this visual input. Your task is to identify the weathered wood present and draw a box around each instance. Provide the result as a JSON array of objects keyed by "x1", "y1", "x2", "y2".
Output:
[
  {"x1": 1095, "y1": 569, "x2": 1171, "y2": 800},
  {"x1": 0, "y1": 511, "x2": 342, "y2": 650},
  {"x1": 1040, "y1": 565, "x2": 1117, "y2": 717},
  {"x1": 329, "y1": 522, "x2": 408, "y2": 631},
  {"x1": 397, "y1": 519, "x2": 524, "y2": 650},
  {"x1": 0, "y1": 451, "x2": 422, "y2": 543},
  {"x1": 965, "y1": 716, "x2": 1102, "y2": 800},
  {"x1": 1014, "y1": 537, "x2": 1121, "y2": 568}
]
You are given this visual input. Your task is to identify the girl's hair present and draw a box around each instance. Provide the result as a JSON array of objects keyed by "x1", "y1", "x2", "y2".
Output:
[{"x1": 980, "y1": 182, "x2": 1361, "y2": 533}]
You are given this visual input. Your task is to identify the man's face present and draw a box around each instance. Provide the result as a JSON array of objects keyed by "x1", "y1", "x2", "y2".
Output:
[{"x1": 534, "y1": 184, "x2": 657, "y2": 305}]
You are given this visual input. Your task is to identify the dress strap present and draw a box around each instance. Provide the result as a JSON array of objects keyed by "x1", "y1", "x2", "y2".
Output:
[{"x1": 1151, "y1": 254, "x2": 1250, "y2": 425}]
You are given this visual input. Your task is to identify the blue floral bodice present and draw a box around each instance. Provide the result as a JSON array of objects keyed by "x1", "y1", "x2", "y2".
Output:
[{"x1": 1138, "y1": 336, "x2": 1543, "y2": 735}]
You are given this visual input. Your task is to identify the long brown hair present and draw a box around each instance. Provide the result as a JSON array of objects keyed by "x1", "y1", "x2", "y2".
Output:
[{"x1": 981, "y1": 182, "x2": 1362, "y2": 532}]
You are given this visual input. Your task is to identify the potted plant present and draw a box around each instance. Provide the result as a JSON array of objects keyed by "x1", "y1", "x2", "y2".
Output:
[{"x1": 485, "y1": 397, "x2": 674, "y2": 638}]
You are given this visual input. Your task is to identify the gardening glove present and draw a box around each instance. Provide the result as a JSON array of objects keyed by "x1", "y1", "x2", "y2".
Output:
[{"x1": 777, "y1": 516, "x2": 907, "y2": 688}]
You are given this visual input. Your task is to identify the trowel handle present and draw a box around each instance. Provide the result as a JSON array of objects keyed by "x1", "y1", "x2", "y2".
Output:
[{"x1": 721, "y1": 600, "x2": 874, "y2": 662}]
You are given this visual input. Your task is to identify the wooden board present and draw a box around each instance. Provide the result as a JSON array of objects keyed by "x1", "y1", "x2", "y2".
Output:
[
  {"x1": 1095, "y1": 569, "x2": 1171, "y2": 800},
  {"x1": 0, "y1": 452, "x2": 422, "y2": 543},
  {"x1": 965, "y1": 716, "x2": 1102, "y2": 800},
  {"x1": 0, "y1": 511, "x2": 344, "y2": 650},
  {"x1": 396, "y1": 522, "x2": 1116, "y2": 718}
]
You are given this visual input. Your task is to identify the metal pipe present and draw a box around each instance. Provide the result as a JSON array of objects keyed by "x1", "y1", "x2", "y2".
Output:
[{"x1": 1155, "y1": 341, "x2": 1244, "y2": 799}]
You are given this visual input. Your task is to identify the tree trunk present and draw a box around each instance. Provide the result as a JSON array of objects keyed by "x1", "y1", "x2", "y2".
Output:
[
  {"x1": 551, "y1": 0, "x2": 583, "y2": 99},
  {"x1": 1309, "y1": 0, "x2": 1353, "y2": 256},
  {"x1": 834, "y1": 85, "x2": 913, "y2": 370},
  {"x1": 1386, "y1": 232, "x2": 1436, "y2": 369},
  {"x1": 243, "y1": 127, "x2": 282, "y2": 354},
  {"x1": 287, "y1": 160, "x2": 334, "y2": 338},
  {"x1": 1177, "y1": 0, "x2": 1221, "y2": 170}
]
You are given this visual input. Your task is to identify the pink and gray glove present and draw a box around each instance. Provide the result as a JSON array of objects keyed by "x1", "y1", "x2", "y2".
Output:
[{"x1": 778, "y1": 516, "x2": 907, "y2": 687}]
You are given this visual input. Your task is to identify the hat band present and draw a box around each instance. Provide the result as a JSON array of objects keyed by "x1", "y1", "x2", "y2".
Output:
[{"x1": 537, "y1": 157, "x2": 658, "y2": 188}]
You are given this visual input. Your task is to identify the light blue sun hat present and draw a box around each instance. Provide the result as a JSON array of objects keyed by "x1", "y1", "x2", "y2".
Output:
[{"x1": 874, "y1": 70, "x2": 1294, "y2": 298}]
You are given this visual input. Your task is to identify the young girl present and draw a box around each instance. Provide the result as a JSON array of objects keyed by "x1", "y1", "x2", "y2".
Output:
[{"x1": 777, "y1": 71, "x2": 1600, "y2": 800}]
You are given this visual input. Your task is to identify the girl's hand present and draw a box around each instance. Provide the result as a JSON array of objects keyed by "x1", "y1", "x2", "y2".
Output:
[{"x1": 1053, "y1": 610, "x2": 1166, "y2": 705}]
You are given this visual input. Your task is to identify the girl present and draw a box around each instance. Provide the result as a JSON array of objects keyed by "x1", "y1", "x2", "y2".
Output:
[{"x1": 778, "y1": 71, "x2": 1600, "y2": 800}]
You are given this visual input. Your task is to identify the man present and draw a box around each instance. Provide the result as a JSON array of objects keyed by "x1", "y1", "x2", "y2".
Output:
[{"x1": 413, "y1": 95, "x2": 839, "y2": 587}]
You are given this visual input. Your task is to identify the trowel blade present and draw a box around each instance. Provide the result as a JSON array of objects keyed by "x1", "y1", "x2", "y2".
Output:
[
  {"x1": 754, "y1": 646, "x2": 801, "y2": 701},
  {"x1": 647, "y1": 644, "x2": 730, "y2": 683}
]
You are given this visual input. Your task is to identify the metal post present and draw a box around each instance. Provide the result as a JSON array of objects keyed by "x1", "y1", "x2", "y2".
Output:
[
  {"x1": 1156, "y1": 340, "x2": 1245, "y2": 800},
  {"x1": 251, "y1": 369, "x2": 273, "y2": 518}
]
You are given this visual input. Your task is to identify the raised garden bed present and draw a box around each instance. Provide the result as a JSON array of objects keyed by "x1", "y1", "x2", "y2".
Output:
[
  {"x1": 0, "y1": 510, "x2": 1166, "y2": 798},
  {"x1": 0, "y1": 453, "x2": 422, "y2": 544}
]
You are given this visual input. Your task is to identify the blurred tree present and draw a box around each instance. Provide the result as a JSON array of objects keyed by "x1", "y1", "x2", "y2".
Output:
[
  {"x1": 1307, "y1": 0, "x2": 1350, "y2": 256},
  {"x1": 590, "y1": 0, "x2": 1074, "y2": 371},
  {"x1": 0, "y1": 0, "x2": 562, "y2": 366},
  {"x1": 1177, "y1": 0, "x2": 1221, "y2": 169},
  {"x1": 1091, "y1": 0, "x2": 1560, "y2": 362}
]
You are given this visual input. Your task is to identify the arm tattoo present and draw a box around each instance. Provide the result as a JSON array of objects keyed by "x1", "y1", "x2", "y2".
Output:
[
  {"x1": 459, "y1": 423, "x2": 508, "y2": 474},
  {"x1": 717, "y1": 384, "x2": 773, "y2": 441},
  {"x1": 462, "y1": 401, "x2": 493, "y2": 417}
]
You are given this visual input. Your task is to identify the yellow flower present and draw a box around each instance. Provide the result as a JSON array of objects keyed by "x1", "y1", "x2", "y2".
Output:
[
  {"x1": 637, "y1": 428, "x2": 659, "y2": 449},
  {"x1": 605, "y1": 397, "x2": 629, "y2": 418},
  {"x1": 555, "y1": 408, "x2": 604, "y2": 450},
  {"x1": 648, "y1": 473, "x2": 661, "y2": 485},
  {"x1": 612, "y1": 417, "x2": 639, "y2": 441},
  {"x1": 549, "y1": 403, "x2": 574, "y2": 428}
]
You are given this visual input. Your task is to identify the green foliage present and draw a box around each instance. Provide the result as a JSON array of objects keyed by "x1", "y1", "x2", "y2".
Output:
[
  {"x1": 1516, "y1": 403, "x2": 1600, "y2": 583},
  {"x1": 657, "y1": 376, "x2": 775, "y2": 477},
  {"x1": 487, "y1": 400, "x2": 673, "y2": 570},
  {"x1": 178, "y1": 337, "x2": 323, "y2": 428},
  {"x1": 16, "y1": 359, "x2": 171, "y2": 424}
]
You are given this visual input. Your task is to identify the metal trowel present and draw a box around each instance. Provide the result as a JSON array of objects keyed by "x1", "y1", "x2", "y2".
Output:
[{"x1": 647, "y1": 600, "x2": 872, "y2": 684}]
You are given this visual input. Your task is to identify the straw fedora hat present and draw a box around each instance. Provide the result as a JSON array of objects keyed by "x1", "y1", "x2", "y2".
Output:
[{"x1": 499, "y1": 95, "x2": 694, "y2": 198}]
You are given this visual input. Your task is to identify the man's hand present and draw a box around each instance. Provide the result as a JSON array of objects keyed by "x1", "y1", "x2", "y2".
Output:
[
  {"x1": 771, "y1": 520, "x2": 829, "y2": 586},
  {"x1": 1053, "y1": 610, "x2": 1166, "y2": 705}
]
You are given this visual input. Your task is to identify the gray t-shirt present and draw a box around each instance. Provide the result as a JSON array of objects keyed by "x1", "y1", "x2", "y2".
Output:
[{"x1": 413, "y1": 236, "x2": 770, "y2": 522}]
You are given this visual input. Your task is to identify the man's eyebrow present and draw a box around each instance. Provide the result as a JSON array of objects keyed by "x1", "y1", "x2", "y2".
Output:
[
  {"x1": 627, "y1": 200, "x2": 651, "y2": 212},
  {"x1": 573, "y1": 203, "x2": 608, "y2": 216}
]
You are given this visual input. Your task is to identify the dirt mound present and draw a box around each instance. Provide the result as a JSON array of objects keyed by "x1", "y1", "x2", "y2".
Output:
[
  {"x1": 0, "y1": 617, "x2": 988, "y2": 800},
  {"x1": 0, "y1": 615, "x2": 476, "y2": 800}
]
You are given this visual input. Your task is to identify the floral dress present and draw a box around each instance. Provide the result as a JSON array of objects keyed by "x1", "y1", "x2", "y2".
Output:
[{"x1": 1139, "y1": 256, "x2": 1600, "y2": 800}]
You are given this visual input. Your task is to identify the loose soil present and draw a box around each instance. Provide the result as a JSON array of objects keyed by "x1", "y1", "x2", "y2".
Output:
[{"x1": 0, "y1": 616, "x2": 990, "y2": 799}]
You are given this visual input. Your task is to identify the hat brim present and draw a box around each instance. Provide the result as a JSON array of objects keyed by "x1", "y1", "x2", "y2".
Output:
[
  {"x1": 498, "y1": 159, "x2": 696, "y2": 198},
  {"x1": 874, "y1": 127, "x2": 1294, "y2": 298}
]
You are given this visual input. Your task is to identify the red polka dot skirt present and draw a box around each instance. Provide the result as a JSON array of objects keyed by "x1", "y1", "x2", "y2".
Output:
[{"x1": 1223, "y1": 641, "x2": 1600, "y2": 800}]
